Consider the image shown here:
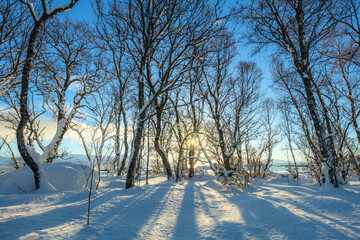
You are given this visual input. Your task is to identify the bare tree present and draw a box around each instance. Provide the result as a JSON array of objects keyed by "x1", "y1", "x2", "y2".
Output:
[
  {"x1": 97, "y1": 0, "x2": 228, "y2": 188},
  {"x1": 199, "y1": 35, "x2": 236, "y2": 171},
  {"x1": 279, "y1": 98, "x2": 300, "y2": 179},
  {"x1": 72, "y1": 89, "x2": 116, "y2": 189},
  {"x1": 94, "y1": 8, "x2": 134, "y2": 176},
  {"x1": 0, "y1": 0, "x2": 30, "y2": 95},
  {"x1": 34, "y1": 18, "x2": 104, "y2": 163},
  {"x1": 200, "y1": 35, "x2": 262, "y2": 174},
  {"x1": 261, "y1": 98, "x2": 280, "y2": 178},
  {"x1": 272, "y1": 56, "x2": 323, "y2": 183},
  {"x1": 242, "y1": 0, "x2": 340, "y2": 187},
  {"x1": 16, "y1": 0, "x2": 79, "y2": 190}
]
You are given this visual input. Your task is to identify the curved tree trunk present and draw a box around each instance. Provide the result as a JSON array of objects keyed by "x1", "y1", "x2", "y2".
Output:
[
  {"x1": 17, "y1": 22, "x2": 43, "y2": 190},
  {"x1": 17, "y1": 0, "x2": 79, "y2": 190},
  {"x1": 154, "y1": 108, "x2": 172, "y2": 179}
]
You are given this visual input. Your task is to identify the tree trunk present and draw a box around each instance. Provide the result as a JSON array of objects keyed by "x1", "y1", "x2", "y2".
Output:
[
  {"x1": 126, "y1": 64, "x2": 146, "y2": 189},
  {"x1": 188, "y1": 148, "x2": 195, "y2": 178},
  {"x1": 154, "y1": 108, "x2": 172, "y2": 179},
  {"x1": 118, "y1": 106, "x2": 129, "y2": 176},
  {"x1": 115, "y1": 101, "x2": 122, "y2": 172},
  {"x1": 216, "y1": 119, "x2": 231, "y2": 171},
  {"x1": 292, "y1": 1, "x2": 338, "y2": 187},
  {"x1": 16, "y1": 22, "x2": 42, "y2": 190},
  {"x1": 176, "y1": 147, "x2": 183, "y2": 181},
  {"x1": 300, "y1": 71, "x2": 337, "y2": 186},
  {"x1": 16, "y1": 1, "x2": 79, "y2": 190}
]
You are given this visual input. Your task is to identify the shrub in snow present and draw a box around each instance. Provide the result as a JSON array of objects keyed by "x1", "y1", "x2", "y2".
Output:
[
  {"x1": 0, "y1": 162, "x2": 97, "y2": 195},
  {"x1": 214, "y1": 164, "x2": 251, "y2": 189}
]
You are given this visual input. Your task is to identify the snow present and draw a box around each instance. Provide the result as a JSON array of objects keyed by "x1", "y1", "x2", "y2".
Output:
[
  {"x1": 0, "y1": 163, "x2": 96, "y2": 195},
  {"x1": 41, "y1": 119, "x2": 67, "y2": 163},
  {"x1": 25, "y1": 145, "x2": 56, "y2": 193},
  {"x1": 0, "y1": 171, "x2": 359, "y2": 239},
  {"x1": 213, "y1": 19, "x2": 222, "y2": 25},
  {"x1": 47, "y1": 4, "x2": 73, "y2": 15}
]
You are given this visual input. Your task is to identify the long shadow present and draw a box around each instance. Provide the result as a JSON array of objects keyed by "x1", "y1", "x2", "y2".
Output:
[
  {"x1": 0, "y1": 181, "x2": 175, "y2": 240},
  {"x1": 266, "y1": 184, "x2": 357, "y2": 220},
  {"x1": 75, "y1": 180, "x2": 178, "y2": 239},
  {"x1": 259, "y1": 187, "x2": 359, "y2": 237},
  {"x1": 194, "y1": 184, "x2": 249, "y2": 239},
  {"x1": 221, "y1": 185, "x2": 360, "y2": 239},
  {"x1": 173, "y1": 181, "x2": 199, "y2": 240}
]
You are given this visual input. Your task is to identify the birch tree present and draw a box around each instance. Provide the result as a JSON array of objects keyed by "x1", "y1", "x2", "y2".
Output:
[
  {"x1": 16, "y1": 0, "x2": 79, "y2": 190},
  {"x1": 272, "y1": 57, "x2": 323, "y2": 182},
  {"x1": 242, "y1": 0, "x2": 340, "y2": 187}
]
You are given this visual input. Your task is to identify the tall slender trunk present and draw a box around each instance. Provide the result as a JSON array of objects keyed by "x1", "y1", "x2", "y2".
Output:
[
  {"x1": 126, "y1": 115, "x2": 146, "y2": 188},
  {"x1": 126, "y1": 63, "x2": 146, "y2": 189},
  {"x1": 146, "y1": 122, "x2": 150, "y2": 184},
  {"x1": 291, "y1": 1, "x2": 337, "y2": 187},
  {"x1": 154, "y1": 107, "x2": 172, "y2": 179},
  {"x1": 311, "y1": 78, "x2": 339, "y2": 185},
  {"x1": 287, "y1": 130, "x2": 299, "y2": 178},
  {"x1": 215, "y1": 118, "x2": 231, "y2": 170},
  {"x1": 188, "y1": 148, "x2": 195, "y2": 178},
  {"x1": 302, "y1": 73, "x2": 335, "y2": 185},
  {"x1": 174, "y1": 100, "x2": 183, "y2": 181},
  {"x1": 118, "y1": 106, "x2": 129, "y2": 176},
  {"x1": 115, "y1": 101, "x2": 122, "y2": 172},
  {"x1": 176, "y1": 147, "x2": 183, "y2": 181}
]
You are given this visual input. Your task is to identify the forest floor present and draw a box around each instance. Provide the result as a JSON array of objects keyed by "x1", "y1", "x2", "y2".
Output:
[{"x1": 1, "y1": 170, "x2": 360, "y2": 240}]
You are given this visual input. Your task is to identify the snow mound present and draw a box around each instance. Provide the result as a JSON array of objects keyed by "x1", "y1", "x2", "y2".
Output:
[{"x1": 0, "y1": 162, "x2": 97, "y2": 195}]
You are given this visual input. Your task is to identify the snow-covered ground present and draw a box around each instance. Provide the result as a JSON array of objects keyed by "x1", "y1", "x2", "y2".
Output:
[{"x1": 0, "y1": 167, "x2": 359, "y2": 239}]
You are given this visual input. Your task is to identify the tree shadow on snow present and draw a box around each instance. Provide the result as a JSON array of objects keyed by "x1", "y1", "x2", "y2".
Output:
[
  {"x1": 1, "y1": 180, "x2": 176, "y2": 240},
  {"x1": 220, "y1": 185, "x2": 360, "y2": 239},
  {"x1": 172, "y1": 181, "x2": 200, "y2": 240}
]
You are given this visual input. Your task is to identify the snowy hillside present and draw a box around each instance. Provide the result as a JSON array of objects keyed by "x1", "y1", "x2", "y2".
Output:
[{"x1": 0, "y1": 169, "x2": 359, "y2": 239}]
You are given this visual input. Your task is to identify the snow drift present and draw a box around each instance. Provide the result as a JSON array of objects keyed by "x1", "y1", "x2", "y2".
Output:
[{"x1": 0, "y1": 162, "x2": 97, "y2": 195}]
